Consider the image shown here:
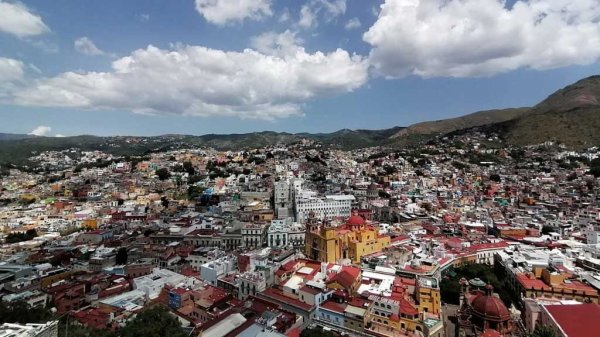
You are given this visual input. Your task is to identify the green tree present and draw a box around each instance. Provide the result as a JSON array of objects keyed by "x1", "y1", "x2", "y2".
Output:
[
  {"x1": 187, "y1": 186, "x2": 205, "y2": 200},
  {"x1": 155, "y1": 168, "x2": 171, "y2": 181},
  {"x1": 0, "y1": 300, "x2": 52, "y2": 324},
  {"x1": 160, "y1": 196, "x2": 169, "y2": 208},
  {"x1": 541, "y1": 225, "x2": 554, "y2": 235},
  {"x1": 521, "y1": 325, "x2": 557, "y2": 337},
  {"x1": 300, "y1": 326, "x2": 337, "y2": 337},
  {"x1": 115, "y1": 247, "x2": 128, "y2": 265},
  {"x1": 120, "y1": 306, "x2": 187, "y2": 337},
  {"x1": 182, "y1": 161, "x2": 195, "y2": 175},
  {"x1": 440, "y1": 264, "x2": 515, "y2": 307},
  {"x1": 5, "y1": 229, "x2": 38, "y2": 244}
]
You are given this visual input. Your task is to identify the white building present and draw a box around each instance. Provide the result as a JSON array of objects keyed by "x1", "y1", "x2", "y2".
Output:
[
  {"x1": 238, "y1": 271, "x2": 266, "y2": 300},
  {"x1": 133, "y1": 268, "x2": 200, "y2": 300},
  {"x1": 295, "y1": 194, "x2": 355, "y2": 222},
  {"x1": 0, "y1": 321, "x2": 58, "y2": 337},
  {"x1": 241, "y1": 223, "x2": 267, "y2": 248},
  {"x1": 200, "y1": 255, "x2": 237, "y2": 286},
  {"x1": 267, "y1": 219, "x2": 305, "y2": 248},
  {"x1": 274, "y1": 181, "x2": 291, "y2": 219}
]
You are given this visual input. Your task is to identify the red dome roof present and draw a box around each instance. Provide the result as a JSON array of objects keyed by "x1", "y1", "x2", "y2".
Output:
[
  {"x1": 347, "y1": 214, "x2": 365, "y2": 226},
  {"x1": 471, "y1": 294, "x2": 510, "y2": 322}
]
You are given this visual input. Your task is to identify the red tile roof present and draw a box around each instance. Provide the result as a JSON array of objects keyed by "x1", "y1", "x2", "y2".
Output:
[
  {"x1": 260, "y1": 288, "x2": 314, "y2": 311},
  {"x1": 515, "y1": 273, "x2": 551, "y2": 290},
  {"x1": 299, "y1": 285, "x2": 321, "y2": 295},
  {"x1": 327, "y1": 269, "x2": 358, "y2": 289},
  {"x1": 320, "y1": 300, "x2": 346, "y2": 314},
  {"x1": 545, "y1": 304, "x2": 600, "y2": 337},
  {"x1": 286, "y1": 327, "x2": 301, "y2": 337},
  {"x1": 481, "y1": 329, "x2": 501, "y2": 337}
]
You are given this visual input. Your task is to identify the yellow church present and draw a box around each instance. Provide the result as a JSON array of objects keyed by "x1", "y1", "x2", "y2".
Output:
[{"x1": 304, "y1": 211, "x2": 390, "y2": 263}]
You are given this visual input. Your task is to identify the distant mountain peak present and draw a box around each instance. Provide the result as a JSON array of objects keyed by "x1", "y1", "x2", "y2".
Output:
[{"x1": 534, "y1": 75, "x2": 600, "y2": 113}]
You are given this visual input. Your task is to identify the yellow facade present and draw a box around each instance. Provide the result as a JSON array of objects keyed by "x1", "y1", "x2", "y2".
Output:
[
  {"x1": 364, "y1": 305, "x2": 424, "y2": 336},
  {"x1": 82, "y1": 219, "x2": 98, "y2": 230},
  {"x1": 416, "y1": 283, "x2": 441, "y2": 315},
  {"x1": 305, "y1": 222, "x2": 390, "y2": 264}
]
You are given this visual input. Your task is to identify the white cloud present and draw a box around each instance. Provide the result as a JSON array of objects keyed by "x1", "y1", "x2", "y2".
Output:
[
  {"x1": 140, "y1": 14, "x2": 150, "y2": 22},
  {"x1": 0, "y1": 57, "x2": 25, "y2": 100},
  {"x1": 250, "y1": 30, "x2": 303, "y2": 56},
  {"x1": 318, "y1": 0, "x2": 346, "y2": 17},
  {"x1": 298, "y1": 5, "x2": 316, "y2": 28},
  {"x1": 29, "y1": 39, "x2": 59, "y2": 54},
  {"x1": 195, "y1": 0, "x2": 272, "y2": 25},
  {"x1": 344, "y1": 17, "x2": 361, "y2": 30},
  {"x1": 371, "y1": 5, "x2": 380, "y2": 17},
  {"x1": 10, "y1": 42, "x2": 369, "y2": 120},
  {"x1": 74, "y1": 37, "x2": 106, "y2": 56},
  {"x1": 55, "y1": 134, "x2": 65, "y2": 137},
  {"x1": 278, "y1": 8, "x2": 290, "y2": 23},
  {"x1": 364, "y1": 0, "x2": 600, "y2": 78},
  {"x1": 0, "y1": 57, "x2": 25, "y2": 83},
  {"x1": 0, "y1": 1, "x2": 49, "y2": 38},
  {"x1": 297, "y1": 0, "x2": 347, "y2": 29},
  {"x1": 29, "y1": 125, "x2": 51, "y2": 136}
]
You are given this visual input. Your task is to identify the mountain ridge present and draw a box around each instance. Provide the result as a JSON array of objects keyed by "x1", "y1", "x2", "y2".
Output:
[{"x1": 1, "y1": 75, "x2": 599, "y2": 164}]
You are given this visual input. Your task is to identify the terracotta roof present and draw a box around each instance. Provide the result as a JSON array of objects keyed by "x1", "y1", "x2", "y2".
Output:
[
  {"x1": 327, "y1": 269, "x2": 359, "y2": 289},
  {"x1": 260, "y1": 288, "x2": 314, "y2": 311},
  {"x1": 471, "y1": 293, "x2": 510, "y2": 322},
  {"x1": 320, "y1": 300, "x2": 346, "y2": 314},
  {"x1": 516, "y1": 273, "x2": 552, "y2": 291},
  {"x1": 545, "y1": 304, "x2": 600, "y2": 337},
  {"x1": 481, "y1": 329, "x2": 501, "y2": 337},
  {"x1": 299, "y1": 285, "x2": 321, "y2": 295},
  {"x1": 398, "y1": 298, "x2": 419, "y2": 315}
]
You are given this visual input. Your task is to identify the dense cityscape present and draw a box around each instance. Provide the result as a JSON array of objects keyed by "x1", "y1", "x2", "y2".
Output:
[
  {"x1": 1, "y1": 127, "x2": 600, "y2": 337},
  {"x1": 2, "y1": 1, "x2": 600, "y2": 337}
]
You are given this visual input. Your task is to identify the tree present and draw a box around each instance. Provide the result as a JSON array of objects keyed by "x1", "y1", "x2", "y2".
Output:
[
  {"x1": 521, "y1": 325, "x2": 557, "y2": 337},
  {"x1": 378, "y1": 190, "x2": 391, "y2": 198},
  {"x1": 452, "y1": 161, "x2": 468, "y2": 170},
  {"x1": 58, "y1": 322, "x2": 115, "y2": 337},
  {"x1": 120, "y1": 306, "x2": 187, "y2": 337},
  {"x1": 0, "y1": 300, "x2": 52, "y2": 324},
  {"x1": 115, "y1": 247, "x2": 128, "y2": 265},
  {"x1": 182, "y1": 161, "x2": 195, "y2": 175},
  {"x1": 440, "y1": 264, "x2": 514, "y2": 307},
  {"x1": 155, "y1": 168, "x2": 171, "y2": 181},
  {"x1": 187, "y1": 186, "x2": 204, "y2": 200},
  {"x1": 5, "y1": 229, "x2": 38, "y2": 244},
  {"x1": 541, "y1": 225, "x2": 554, "y2": 235},
  {"x1": 160, "y1": 196, "x2": 169, "y2": 208},
  {"x1": 300, "y1": 326, "x2": 337, "y2": 337}
]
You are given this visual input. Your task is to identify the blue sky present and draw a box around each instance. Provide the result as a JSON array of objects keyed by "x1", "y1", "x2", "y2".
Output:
[{"x1": 0, "y1": 0, "x2": 598, "y2": 137}]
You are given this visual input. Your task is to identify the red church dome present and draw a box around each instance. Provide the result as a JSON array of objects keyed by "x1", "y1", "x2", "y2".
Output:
[
  {"x1": 471, "y1": 290, "x2": 510, "y2": 322},
  {"x1": 347, "y1": 213, "x2": 365, "y2": 226}
]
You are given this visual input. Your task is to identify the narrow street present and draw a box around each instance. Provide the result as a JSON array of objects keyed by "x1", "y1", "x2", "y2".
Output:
[{"x1": 442, "y1": 304, "x2": 459, "y2": 337}]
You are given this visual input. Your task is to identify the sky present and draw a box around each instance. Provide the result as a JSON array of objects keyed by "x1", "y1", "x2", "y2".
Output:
[{"x1": 0, "y1": 0, "x2": 598, "y2": 137}]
